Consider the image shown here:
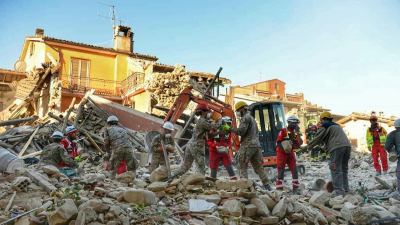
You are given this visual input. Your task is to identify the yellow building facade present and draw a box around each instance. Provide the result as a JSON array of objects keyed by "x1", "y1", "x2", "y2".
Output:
[{"x1": 15, "y1": 26, "x2": 229, "y2": 114}]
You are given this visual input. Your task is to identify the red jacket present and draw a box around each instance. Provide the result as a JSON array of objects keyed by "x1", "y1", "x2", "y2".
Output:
[
  {"x1": 276, "y1": 128, "x2": 303, "y2": 151},
  {"x1": 60, "y1": 138, "x2": 79, "y2": 158},
  {"x1": 208, "y1": 133, "x2": 232, "y2": 151}
]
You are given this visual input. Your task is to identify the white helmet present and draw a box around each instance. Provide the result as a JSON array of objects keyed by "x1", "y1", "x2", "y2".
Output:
[
  {"x1": 65, "y1": 125, "x2": 77, "y2": 134},
  {"x1": 394, "y1": 119, "x2": 400, "y2": 128},
  {"x1": 51, "y1": 131, "x2": 64, "y2": 138},
  {"x1": 222, "y1": 116, "x2": 232, "y2": 123},
  {"x1": 287, "y1": 115, "x2": 300, "y2": 123},
  {"x1": 107, "y1": 115, "x2": 119, "y2": 123},
  {"x1": 162, "y1": 121, "x2": 174, "y2": 131}
]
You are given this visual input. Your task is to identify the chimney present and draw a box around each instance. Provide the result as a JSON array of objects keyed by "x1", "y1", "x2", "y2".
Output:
[
  {"x1": 35, "y1": 28, "x2": 44, "y2": 37},
  {"x1": 113, "y1": 25, "x2": 134, "y2": 53}
]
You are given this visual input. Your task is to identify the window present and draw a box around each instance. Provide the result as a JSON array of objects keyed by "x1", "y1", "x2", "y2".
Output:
[
  {"x1": 263, "y1": 108, "x2": 271, "y2": 132},
  {"x1": 254, "y1": 108, "x2": 262, "y2": 130},
  {"x1": 30, "y1": 43, "x2": 35, "y2": 56},
  {"x1": 70, "y1": 58, "x2": 90, "y2": 89}
]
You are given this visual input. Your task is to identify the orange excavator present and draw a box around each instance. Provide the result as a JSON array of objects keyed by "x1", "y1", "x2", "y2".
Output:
[{"x1": 163, "y1": 68, "x2": 305, "y2": 173}]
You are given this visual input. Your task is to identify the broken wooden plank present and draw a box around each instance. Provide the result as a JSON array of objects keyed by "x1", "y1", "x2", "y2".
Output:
[
  {"x1": 25, "y1": 169, "x2": 56, "y2": 192},
  {"x1": 74, "y1": 89, "x2": 95, "y2": 127},
  {"x1": 61, "y1": 97, "x2": 76, "y2": 132},
  {"x1": 18, "y1": 127, "x2": 40, "y2": 157},
  {"x1": 20, "y1": 150, "x2": 42, "y2": 159},
  {"x1": 5, "y1": 191, "x2": 17, "y2": 212},
  {"x1": 81, "y1": 130, "x2": 104, "y2": 154},
  {"x1": 0, "y1": 116, "x2": 38, "y2": 127}
]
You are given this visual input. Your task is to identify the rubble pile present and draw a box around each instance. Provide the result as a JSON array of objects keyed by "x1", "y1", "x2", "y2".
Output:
[
  {"x1": 1, "y1": 148, "x2": 400, "y2": 225},
  {"x1": 144, "y1": 65, "x2": 194, "y2": 108}
]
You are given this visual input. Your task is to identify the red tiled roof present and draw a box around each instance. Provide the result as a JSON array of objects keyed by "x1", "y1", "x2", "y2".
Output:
[{"x1": 36, "y1": 36, "x2": 158, "y2": 61}]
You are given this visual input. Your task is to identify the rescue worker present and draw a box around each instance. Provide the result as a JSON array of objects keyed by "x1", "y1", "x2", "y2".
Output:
[
  {"x1": 306, "y1": 123, "x2": 319, "y2": 161},
  {"x1": 306, "y1": 112, "x2": 351, "y2": 196},
  {"x1": 275, "y1": 115, "x2": 303, "y2": 191},
  {"x1": 104, "y1": 115, "x2": 138, "y2": 177},
  {"x1": 366, "y1": 114, "x2": 388, "y2": 176},
  {"x1": 232, "y1": 101, "x2": 272, "y2": 191},
  {"x1": 207, "y1": 116, "x2": 236, "y2": 179},
  {"x1": 149, "y1": 121, "x2": 175, "y2": 173},
  {"x1": 385, "y1": 119, "x2": 400, "y2": 195},
  {"x1": 172, "y1": 103, "x2": 216, "y2": 177},
  {"x1": 61, "y1": 125, "x2": 79, "y2": 159},
  {"x1": 40, "y1": 131, "x2": 78, "y2": 169}
]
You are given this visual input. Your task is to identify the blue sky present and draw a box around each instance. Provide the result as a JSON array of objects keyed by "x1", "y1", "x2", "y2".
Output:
[{"x1": 0, "y1": 0, "x2": 399, "y2": 116}]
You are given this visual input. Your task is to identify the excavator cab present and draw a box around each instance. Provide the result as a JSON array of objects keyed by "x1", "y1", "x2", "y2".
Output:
[{"x1": 248, "y1": 102, "x2": 287, "y2": 166}]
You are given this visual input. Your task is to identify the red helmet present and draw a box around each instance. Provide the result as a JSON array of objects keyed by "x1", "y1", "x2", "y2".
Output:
[{"x1": 196, "y1": 103, "x2": 210, "y2": 112}]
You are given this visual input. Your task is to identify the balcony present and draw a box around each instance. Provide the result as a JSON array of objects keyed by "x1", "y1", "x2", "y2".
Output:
[
  {"x1": 60, "y1": 74, "x2": 121, "y2": 97},
  {"x1": 120, "y1": 72, "x2": 145, "y2": 95}
]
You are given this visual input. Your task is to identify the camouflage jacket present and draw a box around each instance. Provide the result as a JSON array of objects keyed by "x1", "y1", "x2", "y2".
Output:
[
  {"x1": 41, "y1": 143, "x2": 77, "y2": 168},
  {"x1": 104, "y1": 125, "x2": 132, "y2": 152},
  {"x1": 238, "y1": 112, "x2": 261, "y2": 148},
  {"x1": 151, "y1": 133, "x2": 175, "y2": 154},
  {"x1": 189, "y1": 117, "x2": 217, "y2": 147}
]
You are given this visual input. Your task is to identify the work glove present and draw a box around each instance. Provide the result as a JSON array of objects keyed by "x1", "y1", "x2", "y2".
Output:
[{"x1": 74, "y1": 155, "x2": 82, "y2": 162}]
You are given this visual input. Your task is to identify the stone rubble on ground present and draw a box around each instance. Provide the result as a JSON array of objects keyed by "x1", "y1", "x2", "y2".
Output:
[{"x1": 2, "y1": 113, "x2": 400, "y2": 224}]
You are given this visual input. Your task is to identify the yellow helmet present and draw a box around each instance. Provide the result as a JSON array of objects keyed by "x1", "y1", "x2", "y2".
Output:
[
  {"x1": 320, "y1": 111, "x2": 333, "y2": 120},
  {"x1": 234, "y1": 101, "x2": 248, "y2": 111}
]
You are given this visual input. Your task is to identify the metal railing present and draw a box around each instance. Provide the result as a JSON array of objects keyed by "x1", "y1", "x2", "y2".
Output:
[
  {"x1": 60, "y1": 74, "x2": 121, "y2": 96},
  {"x1": 120, "y1": 72, "x2": 145, "y2": 94}
]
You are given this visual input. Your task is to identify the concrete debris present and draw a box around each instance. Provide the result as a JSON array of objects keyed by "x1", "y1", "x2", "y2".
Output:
[
  {"x1": 145, "y1": 65, "x2": 193, "y2": 109},
  {"x1": 47, "y1": 199, "x2": 78, "y2": 225},
  {"x1": 221, "y1": 199, "x2": 242, "y2": 217},
  {"x1": 122, "y1": 189, "x2": 156, "y2": 205}
]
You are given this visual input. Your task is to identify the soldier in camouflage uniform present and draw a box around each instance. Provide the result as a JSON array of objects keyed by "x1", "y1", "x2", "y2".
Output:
[
  {"x1": 149, "y1": 121, "x2": 175, "y2": 172},
  {"x1": 232, "y1": 101, "x2": 272, "y2": 191},
  {"x1": 40, "y1": 131, "x2": 78, "y2": 168},
  {"x1": 104, "y1": 115, "x2": 138, "y2": 177},
  {"x1": 172, "y1": 103, "x2": 217, "y2": 177}
]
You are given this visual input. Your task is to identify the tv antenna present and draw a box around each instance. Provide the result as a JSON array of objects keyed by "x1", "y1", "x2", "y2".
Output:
[{"x1": 97, "y1": 2, "x2": 125, "y2": 38}]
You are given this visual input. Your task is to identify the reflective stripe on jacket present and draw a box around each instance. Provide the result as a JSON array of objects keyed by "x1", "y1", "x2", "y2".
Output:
[{"x1": 366, "y1": 126, "x2": 387, "y2": 149}]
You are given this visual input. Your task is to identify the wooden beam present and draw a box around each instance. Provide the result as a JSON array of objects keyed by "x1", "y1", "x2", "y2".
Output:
[
  {"x1": 18, "y1": 127, "x2": 39, "y2": 157},
  {"x1": 61, "y1": 97, "x2": 76, "y2": 131},
  {"x1": 0, "y1": 116, "x2": 38, "y2": 127}
]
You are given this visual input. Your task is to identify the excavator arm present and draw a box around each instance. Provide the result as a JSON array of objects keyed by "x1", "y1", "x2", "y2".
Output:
[{"x1": 164, "y1": 86, "x2": 240, "y2": 154}]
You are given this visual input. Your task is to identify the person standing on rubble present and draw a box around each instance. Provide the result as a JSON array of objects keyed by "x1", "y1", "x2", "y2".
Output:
[
  {"x1": 149, "y1": 121, "x2": 176, "y2": 172},
  {"x1": 40, "y1": 131, "x2": 78, "y2": 169},
  {"x1": 231, "y1": 101, "x2": 272, "y2": 191},
  {"x1": 61, "y1": 125, "x2": 80, "y2": 159},
  {"x1": 207, "y1": 116, "x2": 236, "y2": 180},
  {"x1": 305, "y1": 112, "x2": 351, "y2": 196},
  {"x1": 275, "y1": 115, "x2": 303, "y2": 192},
  {"x1": 366, "y1": 114, "x2": 388, "y2": 176},
  {"x1": 306, "y1": 123, "x2": 319, "y2": 161},
  {"x1": 104, "y1": 115, "x2": 138, "y2": 178},
  {"x1": 172, "y1": 103, "x2": 216, "y2": 177},
  {"x1": 385, "y1": 119, "x2": 400, "y2": 195}
]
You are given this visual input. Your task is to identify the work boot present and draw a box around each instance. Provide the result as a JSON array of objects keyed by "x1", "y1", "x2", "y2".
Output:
[
  {"x1": 275, "y1": 179, "x2": 284, "y2": 190},
  {"x1": 331, "y1": 190, "x2": 344, "y2": 197},
  {"x1": 375, "y1": 172, "x2": 382, "y2": 176}
]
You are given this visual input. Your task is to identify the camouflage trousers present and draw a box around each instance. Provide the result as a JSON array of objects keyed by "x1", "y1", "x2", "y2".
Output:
[
  {"x1": 238, "y1": 147, "x2": 270, "y2": 185},
  {"x1": 174, "y1": 142, "x2": 206, "y2": 176},
  {"x1": 110, "y1": 147, "x2": 138, "y2": 173},
  {"x1": 149, "y1": 152, "x2": 167, "y2": 173}
]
